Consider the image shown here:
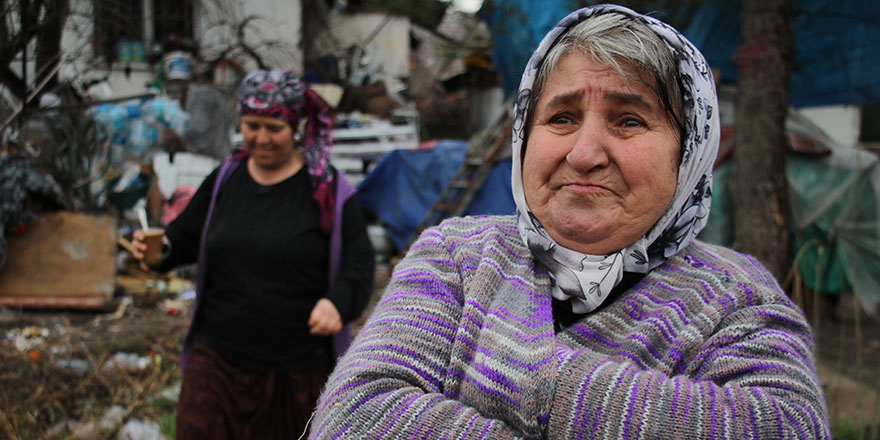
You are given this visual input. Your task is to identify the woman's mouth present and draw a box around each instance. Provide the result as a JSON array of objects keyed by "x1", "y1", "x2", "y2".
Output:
[
  {"x1": 251, "y1": 145, "x2": 276, "y2": 154},
  {"x1": 562, "y1": 182, "x2": 610, "y2": 196}
]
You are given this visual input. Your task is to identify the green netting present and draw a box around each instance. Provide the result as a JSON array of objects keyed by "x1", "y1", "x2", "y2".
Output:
[
  {"x1": 699, "y1": 164, "x2": 734, "y2": 247},
  {"x1": 699, "y1": 115, "x2": 880, "y2": 314},
  {"x1": 791, "y1": 225, "x2": 851, "y2": 295}
]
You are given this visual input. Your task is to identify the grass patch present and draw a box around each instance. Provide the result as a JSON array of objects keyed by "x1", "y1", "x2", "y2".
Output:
[
  {"x1": 158, "y1": 412, "x2": 176, "y2": 440},
  {"x1": 149, "y1": 395, "x2": 177, "y2": 413},
  {"x1": 830, "y1": 418, "x2": 865, "y2": 440}
]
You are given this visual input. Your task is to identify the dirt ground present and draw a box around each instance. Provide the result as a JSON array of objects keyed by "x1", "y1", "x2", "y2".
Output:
[
  {"x1": 811, "y1": 293, "x2": 880, "y2": 432},
  {"x1": 1, "y1": 264, "x2": 878, "y2": 439}
]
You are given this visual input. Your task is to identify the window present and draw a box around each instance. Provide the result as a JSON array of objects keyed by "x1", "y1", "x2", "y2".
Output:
[
  {"x1": 152, "y1": 0, "x2": 195, "y2": 51},
  {"x1": 94, "y1": 0, "x2": 144, "y2": 63},
  {"x1": 860, "y1": 104, "x2": 880, "y2": 143},
  {"x1": 92, "y1": 0, "x2": 194, "y2": 63}
]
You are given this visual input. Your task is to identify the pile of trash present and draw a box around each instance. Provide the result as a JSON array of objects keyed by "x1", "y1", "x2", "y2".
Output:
[
  {"x1": 89, "y1": 96, "x2": 190, "y2": 161},
  {"x1": 0, "y1": 298, "x2": 190, "y2": 439}
]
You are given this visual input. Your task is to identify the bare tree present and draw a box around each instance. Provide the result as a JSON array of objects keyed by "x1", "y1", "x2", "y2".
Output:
[
  {"x1": 198, "y1": 0, "x2": 302, "y2": 71},
  {"x1": 301, "y1": 0, "x2": 330, "y2": 75},
  {"x1": 0, "y1": 0, "x2": 69, "y2": 100},
  {"x1": 733, "y1": 0, "x2": 793, "y2": 280}
]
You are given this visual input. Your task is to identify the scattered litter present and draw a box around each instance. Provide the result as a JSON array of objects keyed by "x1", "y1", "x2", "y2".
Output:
[
  {"x1": 5, "y1": 326, "x2": 49, "y2": 351},
  {"x1": 156, "y1": 381, "x2": 181, "y2": 403},
  {"x1": 54, "y1": 358, "x2": 90, "y2": 374},
  {"x1": 69, "y1": 420, "x2": 97, "y2": 439},
  {"x1": 160, "y1": 298, "x2": 186, "y2": 316},
  {"x1": 23, "y1": 326, "x2": 49, "y2": 337},
  {"x1": 102, "y1": 352, "x2": 152, "y2": 373},
  {"x1": 118, "y1": 419, "x2": 168, "y2": 440},
  {"x1": 112, "y1": 296, "x2": 133, "y2": 319},
  {"x1": 0, "y1": 307, "x2": 19, "y2": 323},
  {"x1": 167, "y1": 277, "x2": 193, "y2": 295},
  {"x1": 44, "y1": 421, "x2": 67, "y2": 438},
  {"x1": 98, "y1": 405, "x2": 126, "y2": 432},
  {"x1": 178, "y1": 289, "x2": 196, "y2": 301}
]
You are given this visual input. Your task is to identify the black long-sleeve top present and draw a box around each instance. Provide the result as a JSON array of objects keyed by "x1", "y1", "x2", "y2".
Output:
[{"x1": 156, "y1": 164, "x2": 375, "y2": 371}]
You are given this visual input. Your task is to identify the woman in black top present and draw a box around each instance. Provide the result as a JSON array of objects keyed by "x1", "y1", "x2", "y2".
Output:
[{"x1": 130, "y1": 69, "x2": 374, "y2": 439}]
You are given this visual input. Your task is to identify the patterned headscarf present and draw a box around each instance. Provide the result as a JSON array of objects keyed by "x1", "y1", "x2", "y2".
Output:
[
  {"x1": 512, "y1": 5, "x2": 720, "y2": 314},
  {"x1": 237, "y1": 68, "x2": 336, "y2": 233}
]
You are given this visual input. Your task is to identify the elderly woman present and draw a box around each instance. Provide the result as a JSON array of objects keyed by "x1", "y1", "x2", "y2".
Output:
[
  {"x1": 130, "y1": 69, "x2": 374, "y2": 439},
  {"x1": 310, "y1": 5, "x2": 828, "y2": 440}
]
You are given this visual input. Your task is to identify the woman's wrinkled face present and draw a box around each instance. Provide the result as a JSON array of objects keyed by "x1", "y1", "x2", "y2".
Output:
[
  {"x1": 523, "y1": 52, "x2": 680, "y2": 255},
  {"x1": 240, "y1": 115, "x2": 296, "y2": 170}
]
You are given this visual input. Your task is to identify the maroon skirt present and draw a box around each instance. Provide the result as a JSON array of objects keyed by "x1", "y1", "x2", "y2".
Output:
[{"x1": 175, "y1": 339, "x2": 332, "y2": 440}]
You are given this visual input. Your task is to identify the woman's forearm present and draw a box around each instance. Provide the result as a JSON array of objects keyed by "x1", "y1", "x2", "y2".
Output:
[
  {"x1": 312, "y1": 230, "x2": 524, "y2": 439},
  {"x1": 548, "y1": 301, "x2": 829, "y2": 439}
]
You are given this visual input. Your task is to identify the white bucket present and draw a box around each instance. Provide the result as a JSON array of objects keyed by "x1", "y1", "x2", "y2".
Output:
[{"x1": 163, "y1": 51, "x2": 192, "y2": 81}]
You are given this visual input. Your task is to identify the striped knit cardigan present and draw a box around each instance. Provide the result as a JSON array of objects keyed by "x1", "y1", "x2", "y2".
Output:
[{"x1": 311, "y1": 216, "x2": 829, "y2": 439}]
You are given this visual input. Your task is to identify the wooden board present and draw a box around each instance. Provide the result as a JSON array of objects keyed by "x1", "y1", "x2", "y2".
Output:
[{"x1": 0, "y1": 212, "x2": 117, "y2": 309}]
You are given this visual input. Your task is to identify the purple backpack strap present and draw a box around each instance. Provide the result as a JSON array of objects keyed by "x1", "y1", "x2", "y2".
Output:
[
  {"x1": 180, "y1": 155, "x2": 243, "y2": 370},
  {"x1": 330, "y1": 170, "x2": 357, "y2": 359}
]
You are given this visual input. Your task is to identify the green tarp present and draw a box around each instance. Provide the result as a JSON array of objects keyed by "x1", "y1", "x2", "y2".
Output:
[{"x1": 700, "y1": 113, "x2": 880, "y2": 314}]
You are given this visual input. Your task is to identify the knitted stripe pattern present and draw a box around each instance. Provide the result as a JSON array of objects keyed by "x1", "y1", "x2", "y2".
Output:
[{"x1": 311, "y1": 216, "x2": 829, "y2": 439}]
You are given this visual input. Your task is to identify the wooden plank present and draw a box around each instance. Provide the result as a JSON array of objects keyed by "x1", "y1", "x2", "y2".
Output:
[
  {"x1": 0, "y1": 296, "x2": 108, "y2": 309},
  {"x1": 333, "y1": 125, "x2": 417, "y2": 140},
  {"x1": 0, "y1": 212, "x2": 117, "y2": 309}
]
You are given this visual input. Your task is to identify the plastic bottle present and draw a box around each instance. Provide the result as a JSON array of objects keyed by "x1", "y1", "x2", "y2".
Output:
[
  {"x1": 89, "y1": 103, "x2": 128, "y2": 145},
  {"x1": 165, "y1": 102, "x2": 191, "y2": 136},
  {"x1": 54, "y1": 359, "x2": 90, "y2": 374},
  {"x1": 130, "y1": 118, "x2": 157, "y2": 155}
]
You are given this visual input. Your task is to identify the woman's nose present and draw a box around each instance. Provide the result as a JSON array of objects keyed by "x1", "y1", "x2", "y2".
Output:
[
  {"x1": 254, "y1": 128, "x2": 271, "y2": 144},
  {"x1": 566, "y1": 119, "x2": 610, "y2": 172}
]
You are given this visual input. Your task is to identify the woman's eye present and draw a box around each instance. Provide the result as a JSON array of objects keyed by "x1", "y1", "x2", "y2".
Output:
[
  {"x1": 621, "y1": 118, "x2": 644, "y2": 128},
  {"x1": 549, "y1": 114, "x2": 574, "y2": 125},
  {"x1": 246, "y1": 122, "x2": 259, "y2": 130}
]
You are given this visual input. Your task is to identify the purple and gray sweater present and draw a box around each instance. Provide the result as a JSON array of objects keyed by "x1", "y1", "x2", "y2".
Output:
[{"x1": 311, "y1": 216, "x2": 829, "y2": 439}]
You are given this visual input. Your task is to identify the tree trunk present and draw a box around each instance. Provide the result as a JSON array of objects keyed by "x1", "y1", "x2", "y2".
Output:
[
  {"x1": 35, "y1": 0, "x2": 69, "y2": 91},
  {"x1": 301, "y1": 0, "x2": 329, "y2": 76},
  {"x1": 733, "y1": 0, "x2": 793, "y2": 281},
  {"x1": 0, "y1": 0, "x2": 65, "y2": 99}
]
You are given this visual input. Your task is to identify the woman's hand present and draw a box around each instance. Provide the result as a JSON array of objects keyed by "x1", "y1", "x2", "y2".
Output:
[
  {"x1": 308, "y1": 298, "x2": 342, "y2": 335},
  {"x1": 129, "y1": 230, "x2": 149, "y2": 261},
  {"x1": 128, "y1": 230, "x2": 151, "y2": 271}
]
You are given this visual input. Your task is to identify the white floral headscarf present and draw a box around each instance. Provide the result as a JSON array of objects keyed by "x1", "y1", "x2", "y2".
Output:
[{"x1": 512, "y1": 4, "x2": 720, "y2": 314}]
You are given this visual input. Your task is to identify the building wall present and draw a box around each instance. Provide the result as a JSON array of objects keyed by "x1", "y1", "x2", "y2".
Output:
[
  {"x1": 796, "y1": 105, "x2": 861, "y2": 148},
  {"x1": 57, "y1": 0, "x2": 304, "y2": 100},
  {"x1": 320, "y1": 13, "x2": 410, "y2": 89},
  {"x1": 197, "y1": 0, "x2": 303, "y2": 73},
  {"x1": 55, "y1": 2, "x2": 411, "y2": 102}
]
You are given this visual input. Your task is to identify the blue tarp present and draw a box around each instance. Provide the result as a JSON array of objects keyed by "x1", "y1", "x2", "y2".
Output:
[
  {"x1": 356, "y1": 140, "x2": 516, "y2": 250},
  {"x1": 482, "y1": 0, "x2": 880, "y2": 107},
  {"x1": 480, "y1": 0, "x2": 572, "y2": 98},
  {"x1": 685, "y1": 0, "x2": 880, "y2": 107}
]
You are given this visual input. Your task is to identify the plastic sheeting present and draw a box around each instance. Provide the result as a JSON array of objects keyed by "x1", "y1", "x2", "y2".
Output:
[
  {"x1": 481, "y1": 0, "x2": 698, "y2": 95},
  {"x1": 684, "y1": 0, "x2": 880, "y2": 107},
  {"x1": 700, "y1": 113, "x2": 880, "y2": 314},
  {"x1": 788, "y1": 139, "x2": 880, "y2": 314},
  {"x1": 483, "y1": 0, "x2": 880, "y2": 107},
  {"x1": 355, "y1": 140, "x2": 516, "y2": 250},
  {"x1": 183, "y1": 84, "x2": 236, "y2": 159},
  {"x1": 480, "y1": 0, "x2": 571, "y2": 96}
]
